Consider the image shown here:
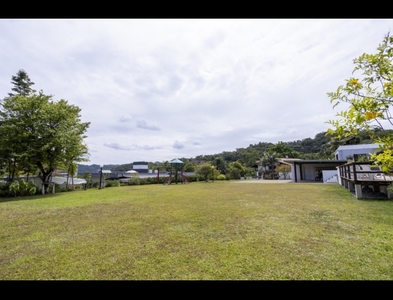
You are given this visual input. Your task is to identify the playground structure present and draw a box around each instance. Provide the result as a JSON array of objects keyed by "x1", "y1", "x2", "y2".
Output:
[{"x1": 163, "y1": 158, "x2": 192, "y2": 185}]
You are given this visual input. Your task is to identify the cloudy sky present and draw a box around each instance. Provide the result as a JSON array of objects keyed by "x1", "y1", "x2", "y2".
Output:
[{"x1": 0, "y1": 19, "x2": 392, "y2": 165}]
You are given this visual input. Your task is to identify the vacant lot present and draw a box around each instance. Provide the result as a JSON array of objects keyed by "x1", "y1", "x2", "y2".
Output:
[{"x1": 1, "y1": 181, "x2": 393, "y2": 280}]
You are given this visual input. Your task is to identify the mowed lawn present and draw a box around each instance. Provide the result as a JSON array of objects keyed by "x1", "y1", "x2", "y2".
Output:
[{"x1": 1, "y1": 180, "x2": 393, "y2": 280}]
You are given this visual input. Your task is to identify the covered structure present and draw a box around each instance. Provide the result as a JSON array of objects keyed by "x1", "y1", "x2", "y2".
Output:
[
  {"x1": 163, "y1": 158, "x2": 191, "y2": 184},
  {"x1": 282, "y1": 159, "x2": 347, "y2": 183},
  {"x1": 169, "y1": 158, "x2": 184, "y2": 184}
]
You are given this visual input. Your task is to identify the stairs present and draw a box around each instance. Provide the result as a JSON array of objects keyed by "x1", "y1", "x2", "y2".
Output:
[{"x1": 325, "y1": 174, "x2": 338, "y2": 183}]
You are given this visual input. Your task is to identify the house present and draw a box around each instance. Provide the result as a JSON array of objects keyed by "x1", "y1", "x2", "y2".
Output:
[
  {"x1": 256, "y1": 158, "x2": 291, "y2": 179},
  {"x1": 282, "y1": 143, "x2": 383, "y2": 183},
  {"x1": 132, "y1": 161, "x2": 149, "y2": 173},
  {"x1": 334, "y1": 144, "x2": 380, "y2": 161},
  {"x1": 282, "y1": 158, "x2": 347, "y2": 183}
]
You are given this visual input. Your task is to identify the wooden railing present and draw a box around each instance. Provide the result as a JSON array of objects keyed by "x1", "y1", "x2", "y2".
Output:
[{"x1": 338, "y1": 162, "x2": 390, "y2": 183}]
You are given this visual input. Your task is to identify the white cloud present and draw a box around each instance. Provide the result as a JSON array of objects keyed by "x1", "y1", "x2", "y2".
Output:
[{"x1": 0, "y1": 19, "x2": 392, "y2": 164}]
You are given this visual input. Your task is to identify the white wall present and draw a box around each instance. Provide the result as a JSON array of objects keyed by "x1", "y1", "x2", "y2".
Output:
[
  {"x1": 335, "y1": 145, "x2": 379, "y2": 160},
  {"x1": 278, "y1": 172, "x2": 291, "y2": 179},
  {"x1": 322, "y1": 170, "x2": 338, "y2": 183}
]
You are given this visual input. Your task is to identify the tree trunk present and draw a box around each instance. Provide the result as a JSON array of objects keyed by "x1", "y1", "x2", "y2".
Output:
[{"x1": 39, "y1": 171, "x2": 52, "y2": 194}]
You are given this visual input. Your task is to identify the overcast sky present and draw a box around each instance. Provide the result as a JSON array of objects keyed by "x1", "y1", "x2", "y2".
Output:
[{"x1": 0, "y1": 19, "x2": 392, "y2": 165}]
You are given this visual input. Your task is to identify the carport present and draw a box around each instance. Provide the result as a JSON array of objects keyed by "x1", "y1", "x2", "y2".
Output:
[{"x1": 282, "y1": 159, "x2": 347, "y2": 183}]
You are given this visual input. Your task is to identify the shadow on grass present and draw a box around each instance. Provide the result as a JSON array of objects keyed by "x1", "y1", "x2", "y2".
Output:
[{"x1": 0, "y1": 191, "x2": 75, "y2": 203}]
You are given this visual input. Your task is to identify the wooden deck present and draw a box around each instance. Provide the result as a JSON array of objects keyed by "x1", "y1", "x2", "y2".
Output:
[{"x1": 338, "y1": 162, "x2": 393, "y2": 199}]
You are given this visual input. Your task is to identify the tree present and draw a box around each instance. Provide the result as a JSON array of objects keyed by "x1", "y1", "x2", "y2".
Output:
[
  {"x1": 227, "y1": 161, "x2": 245, "y2": 179},
  {"x1": 7, "y1": 69, "x2": 36, "y2": 97},
  {"x1": 0, "y1": 92, "x2": 90, "y2": 193},
  {"x1": 1, "y1": 70, "x2": 38, "y2": 182},
  {"x1": 183, "y1": 162, "x2": 196, "y2": 172},
  {"x1": 82, "y1": 171, "x2": 92, "y2": 188},
  {"x1": 261, "y1": 151, "x2": 279, "y2": 179},
  {"x1": 326, "y1": 32, "x2": 393, "y2": 172},
  {"x1": 275, "y1": 164, "x2": 291, "y2": 179},
  {"x1": 269, "y1": 141, "x2": 301, "y2": 158},
  {"x1": 238, "y1": 147, "x2": 260, "y2": 168},
  {"x1": 195, "y1": 163, "x2": 214, "y2": 181},
  {"x1": 63, "y1": 142, "x2": 89, "y2": 190},
  {"x1": 213, "y1": 156, "x2": 227, "y2": 174}
]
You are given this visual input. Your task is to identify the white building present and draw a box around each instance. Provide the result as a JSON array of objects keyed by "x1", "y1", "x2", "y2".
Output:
[
  {"x1": 334, "y1": 144, "x2": 380, "y2": 161},
  {"x1": 132, "y1": 161, "x2": 149, "y2": 173}
]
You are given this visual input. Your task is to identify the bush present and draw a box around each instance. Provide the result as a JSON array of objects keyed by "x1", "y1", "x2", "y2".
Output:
[
  {"x1": 26, "y1": 180, "x2": 37, "y2": 195},
  {"x1": 129, "y1": 177, "x2": 140, "y2": 186},
  {"x1": 217, "y1": 174, "x2": 226, "y2": 180},
  {"x1": 19, "y1": 179, "x2": 27, "y2": 195},
  {"x1": 0, "y1": 182, "x2": 13, "y2": 198},
  {"x1": 6, "y1": 179, "x2": 37, "y2": 197},
  {"x1": 9, "y1": 181, "x2": 19, "y2": 197},
  {"x1": 21, "y1": 179, "x2": 36, "y2": 195},
  {"x1": 105, "y1": 180, "x2": 121, "y2": 187}
]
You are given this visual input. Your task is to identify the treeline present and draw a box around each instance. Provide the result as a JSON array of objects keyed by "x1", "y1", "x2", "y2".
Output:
[
  {"x1": 191, "y1": 129, "x2": 392, "y2": 166},
  {"x1": 79, "y1": 129, "x2": 391, "y2": 173}
]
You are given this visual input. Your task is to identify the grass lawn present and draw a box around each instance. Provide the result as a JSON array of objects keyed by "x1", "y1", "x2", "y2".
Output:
[{"x1": 1, "y1": 180, "x2": 393, "y2": 280}]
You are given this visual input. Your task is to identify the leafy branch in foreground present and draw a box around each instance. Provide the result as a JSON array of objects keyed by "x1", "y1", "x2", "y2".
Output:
[{"x1": 326, "y1": 32, "x2": 393, "y2": 171}]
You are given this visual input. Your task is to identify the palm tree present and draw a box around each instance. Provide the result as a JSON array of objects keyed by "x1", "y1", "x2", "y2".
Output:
[
  {"x1": 63, "y1": 142, "x2": 89, "y2": 190},
  {"x1": 261, "y1": 151, "x2": 279, "y2": 179}
]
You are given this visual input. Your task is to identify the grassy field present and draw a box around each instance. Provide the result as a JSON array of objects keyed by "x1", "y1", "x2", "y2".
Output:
[{"x1": 1, "y1": 180, "x2": 393, "y2": 280}]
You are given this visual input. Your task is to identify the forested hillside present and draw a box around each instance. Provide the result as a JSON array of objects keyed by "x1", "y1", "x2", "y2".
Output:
[{"x1": 78, "y1": 129, "x2": 392, "y2": 173}]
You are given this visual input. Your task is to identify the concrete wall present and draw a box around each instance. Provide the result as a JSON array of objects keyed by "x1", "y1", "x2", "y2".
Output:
[{"x1": 322, "y1": 170, "x2": 338, "y2": 183}]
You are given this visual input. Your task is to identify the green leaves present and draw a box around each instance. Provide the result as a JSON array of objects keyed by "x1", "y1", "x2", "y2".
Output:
[
  {"x1": 326, "y1": 32, "x2": 393, "y2": 172},
  {"x1": 0, "y1": 84, "x2": 90, "y2": 188}
]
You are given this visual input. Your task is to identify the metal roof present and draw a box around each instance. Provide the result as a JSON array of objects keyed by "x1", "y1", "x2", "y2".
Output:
[
  {"x1": 335, "y1": 144, "x2": 379, "y2": 151},
  {"x1": 282, "y1": 159, "x2": 347, "y2": 164}
]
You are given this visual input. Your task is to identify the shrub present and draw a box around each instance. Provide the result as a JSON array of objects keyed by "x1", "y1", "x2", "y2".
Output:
[
  {"x1": 129, "y1": 177, "x2": 140, "y2": 186},
  {"x1": 0, "y1": 182, "x2": 13, "y2": 198},
  {"x1": 26, "y1": 180, "x2": 37, "y2": 195},
  {"x1": 217, "y1": 174, "x2": 226, "y2": 180},
  {"x1": 144, "y1": 177, "x2": 159, "y2": 184},
  {"x1": 105, "y1": 180, "x2": 121, "y2": 187},
  {"x1": 9, "y1": 181, "x2": 19, "y2": 197},
  {"x1": 19, "y1": 179, "x2": 28, "y2": 195}
]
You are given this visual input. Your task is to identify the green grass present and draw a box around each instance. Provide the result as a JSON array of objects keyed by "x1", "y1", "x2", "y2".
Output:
[{"x1": 1, "y1": 181, "x2": 393, "y2": 280}]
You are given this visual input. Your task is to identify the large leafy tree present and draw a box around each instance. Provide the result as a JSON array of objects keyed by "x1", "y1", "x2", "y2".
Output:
[
  {"x1": 0, "y1": 91, "x2": 90, "y2": 193},
  {"x1": 269, "y1": 141, "x2": 301, "y2": 158},
  {"x1": 327, "y1": 32, "x2": 393, "y2": 172}
]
